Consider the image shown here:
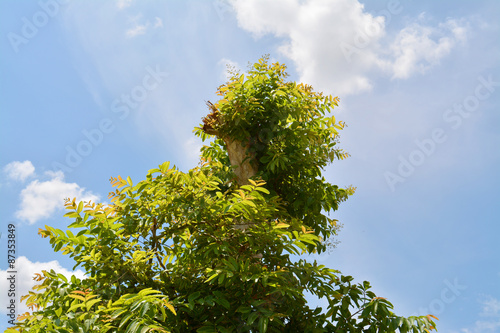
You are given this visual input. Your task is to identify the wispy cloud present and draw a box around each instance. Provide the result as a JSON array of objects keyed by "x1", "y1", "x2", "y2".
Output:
[
  {"x1": 459, "y1": 296, "x2": 500, "y2": 333},
  {"x1": 126, "y1": 23, "x2": 148, "y2": 37},
  {"x1": 154, "y1": 17, "x2": 163, "y2": 28},
  {"x1": 116, "y1": 0, "x2": 133, "y2": 10},
  {"x1": 125, "y1": 16, "x2": 164, "y2": 38},
  {"x1": 15, "y1": 168, "x2": 99, "y2": 224},
  {"x1": 3, "y1": 161, "x2": 35, "y2": 182}
]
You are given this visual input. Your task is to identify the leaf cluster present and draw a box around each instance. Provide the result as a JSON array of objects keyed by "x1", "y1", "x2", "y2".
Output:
[
  {"x1": 8, "y1": 58, "x2": 438, "y2": 333},
  {"x1": 195, "y1": 56, "x2": 354, "y2": 247}
]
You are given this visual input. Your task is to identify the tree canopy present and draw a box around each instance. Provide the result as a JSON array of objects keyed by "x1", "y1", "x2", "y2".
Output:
[{"x1": 8, "y1": 57, "x2": 437, "y2": 332}]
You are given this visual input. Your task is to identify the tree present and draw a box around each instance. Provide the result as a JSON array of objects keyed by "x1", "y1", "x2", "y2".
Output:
[{"x1": 8, "y1": 57, "x2": 438, "y2": 332}]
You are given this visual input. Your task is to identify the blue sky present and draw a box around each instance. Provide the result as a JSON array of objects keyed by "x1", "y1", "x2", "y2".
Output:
[{"x1": 0, "y1": 0, "x2": 499, "y2": 331}]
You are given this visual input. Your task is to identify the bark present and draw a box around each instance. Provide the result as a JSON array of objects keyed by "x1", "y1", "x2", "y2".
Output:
[
  {"x1": 202, "y1": 101, "x2": 258, "y2": 186},
  {"x1": 201, "y1": 103, "x2": 261, "y2": 236},
  {"x1": 223, "y1": 137, "x2": 258, "y2": 185}
]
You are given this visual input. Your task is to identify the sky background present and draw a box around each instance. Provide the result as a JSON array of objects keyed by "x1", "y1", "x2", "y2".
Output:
[{"x1": 0, "y1": 0, "x2": 499, "y2": 331}]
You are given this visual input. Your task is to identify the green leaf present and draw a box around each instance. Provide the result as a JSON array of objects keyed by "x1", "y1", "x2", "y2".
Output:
[
  {"x1": 85, "y1": 298, "x2": 101, "y2": 311},
  {"x1": 205, "y1": 272, "x2": 219, "y2": 283},
  {"x1": 214, "y1": 294, "x2": 230, "y2": 310},
  {"x1": 197, "y1": 325, "x2": 218, "y2": 333},
  {"x1": 258, "y1": 316, "x2": 269, "y2": 333},
  {"x1": 247, "y1": 312, "x2": 259, "y2": 326},
  {"x1": 77, "y1": 201, "x2": 83, "y2": 214},
  {"x1": 188, "y1": 291, "x2": 201, "y2": 304}
]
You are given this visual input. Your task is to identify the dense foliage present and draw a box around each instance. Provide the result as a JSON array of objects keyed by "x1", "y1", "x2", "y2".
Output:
[{"x1": 7, "y1": 57, "x2": 437, "y2": 332}]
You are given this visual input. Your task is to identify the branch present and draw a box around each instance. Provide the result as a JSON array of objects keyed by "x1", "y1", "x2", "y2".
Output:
[{"x1": 150, "y1": 217, "x2": 167, "y2": 271}]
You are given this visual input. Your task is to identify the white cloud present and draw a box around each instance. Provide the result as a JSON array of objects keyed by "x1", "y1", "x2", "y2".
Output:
[
  {"x1": 184, "y1": 137, "x2": 203, "y2": 167},
  {"x1": 154, "y1": 17, "x2": 163, "y2": 28},
  {"x1": 126, "y1": 23, "x2": 148, "y2": 37},
  {"x1": 116, "y1": 0, "x2": 133, "y2": 10},
  {"x1": 15, "y1": 171, "x2": 99, "y2": 224},
  {"x1": 229, "y1": 0, "x2": 468, "y2": 95},
  {"x1": 125, "y1": 17, "x2": 164, "y2": 38},
  {"x1": 481, "y1": 296, "x2": 500, "y2": 317},
  {"x1": 388, "y1": 17, "x2": 468, "y2": 79},
  {"x1": 0, "y1": 256, "x2": 86, "y2": 315},
  {"x1": 3, "y1": 161, "x2": 35, "y2": 182},
  {"x1": 459, "y1": 296, "x2": 500, "y2": 333}
]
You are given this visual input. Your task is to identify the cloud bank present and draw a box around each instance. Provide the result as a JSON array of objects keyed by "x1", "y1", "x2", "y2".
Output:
[
  {"x1": 230, "y1": 0, "x2": 468, "y2": 95},
  {"x1": 0, "y1": 256, "x2": 86, "y2": 315},
  {"x1": 3, "y1": 161, "x2": 35, "y2": 182},
  {"x1": 6, "y1": 162, "x2": 99, "y2": 224}
]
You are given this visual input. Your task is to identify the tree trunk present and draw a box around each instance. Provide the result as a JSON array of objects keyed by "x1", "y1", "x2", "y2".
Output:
[{"x1": 224, "y1": 137, "x2": 258, "y2": 186}]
